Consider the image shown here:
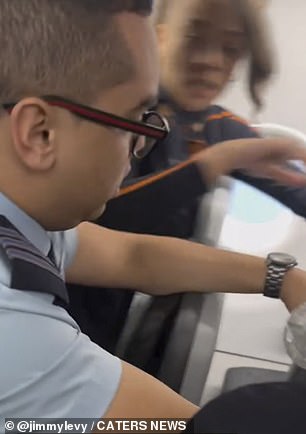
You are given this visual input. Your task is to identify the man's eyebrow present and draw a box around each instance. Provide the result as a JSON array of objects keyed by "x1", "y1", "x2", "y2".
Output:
[{"x1": 129, "y1": 95, "x2": 159, "y2": 114}]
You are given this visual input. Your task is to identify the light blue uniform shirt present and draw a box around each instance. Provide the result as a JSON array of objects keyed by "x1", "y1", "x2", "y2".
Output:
[{"x1": 0, "y1": 194, "x2": 121, "y2": 424}]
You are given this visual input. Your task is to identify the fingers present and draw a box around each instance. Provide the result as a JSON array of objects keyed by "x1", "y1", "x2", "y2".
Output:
[
  {"x1": 195, "y1": 137, "x2": 306, "y2": 184},
  {"x1": 258, "y1": 138, "x2": 306, "y2": 162},
  {"x1": 289, "y1": 149, "x2": 306, "y2": 165},
  {"x1": 234, "y1": 138, "x2": 306, "y2": 174},
  {"x1": 248, "y1": 164, "x2": 306, "y2": 187}
]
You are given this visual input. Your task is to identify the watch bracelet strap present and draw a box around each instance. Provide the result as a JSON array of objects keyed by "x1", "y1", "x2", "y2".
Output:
[{"x1": 264, "y1": 264, "x2": 287, "y2": 298}]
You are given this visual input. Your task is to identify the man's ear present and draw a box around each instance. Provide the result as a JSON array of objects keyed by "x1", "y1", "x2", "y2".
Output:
[{"x1": 9, "y1": 98, "x2": 56, "y2": 172}]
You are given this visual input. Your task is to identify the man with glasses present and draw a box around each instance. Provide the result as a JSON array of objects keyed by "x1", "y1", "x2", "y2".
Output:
[
  {"x1": 3, "y1": 96, "x2": 170, "y2": 160},
  {"x1": 2, "y1": 0, "x2": 306, "y2": 423}
]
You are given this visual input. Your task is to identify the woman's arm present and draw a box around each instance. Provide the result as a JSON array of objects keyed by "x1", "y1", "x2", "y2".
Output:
[{"x1": 216, "y1": 115, "x2": 306, "y2": 217}]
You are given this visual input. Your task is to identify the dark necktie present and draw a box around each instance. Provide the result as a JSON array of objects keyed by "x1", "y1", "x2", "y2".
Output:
[{"x1": 0, "y1": 214, "x2": 69, "y2": 306}]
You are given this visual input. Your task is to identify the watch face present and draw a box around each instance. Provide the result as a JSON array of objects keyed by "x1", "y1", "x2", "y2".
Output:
[{"x1": 268, "y1": 252, "x2": 297, "y2": 267}]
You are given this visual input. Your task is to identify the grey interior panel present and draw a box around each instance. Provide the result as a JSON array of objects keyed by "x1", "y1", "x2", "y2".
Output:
[
  {"x1": 157, "y1": 293, "x2": 205, "y2": 393},
  {"x1": 222, "y1": 367, "x2": 289, "y2": 394},
  {"x1": 115, "y1": 177, "x2": 233, "y2": 399},
  {"x1": 180, "y1": 293, "x2": 225, "y2": 403}
]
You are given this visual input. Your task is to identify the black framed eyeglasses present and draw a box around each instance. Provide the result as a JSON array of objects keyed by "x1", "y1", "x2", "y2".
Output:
[{"x1": 2, "y1": 95, "x2": 170, "y2": 159}]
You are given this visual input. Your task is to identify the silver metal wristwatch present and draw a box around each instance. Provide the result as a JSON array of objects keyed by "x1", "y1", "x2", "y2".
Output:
[{"x1": 264, "y1": 252, "x2": 298, "y2": 298}]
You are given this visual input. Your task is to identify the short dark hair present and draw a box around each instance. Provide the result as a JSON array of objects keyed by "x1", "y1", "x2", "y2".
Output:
[
  {"x1": 154, "y1": 0, "x2": 274, "y2": 109},
  {"x1": 96, "y1": 0, "x2": 153, "y2": 13},
  {"x1": 0, "y1": 0, "x2": 153, "y2": 104}
]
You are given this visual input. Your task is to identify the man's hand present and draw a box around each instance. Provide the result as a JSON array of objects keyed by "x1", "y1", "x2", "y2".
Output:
[{"x1": 195, "y1": 138, "x2": 306, "y2": 186}]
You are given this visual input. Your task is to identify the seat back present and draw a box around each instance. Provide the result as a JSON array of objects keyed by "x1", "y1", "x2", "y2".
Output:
[
  {"x1": 116, "y1": 179, "x2": 233, "y2": 403},
  {"x1": 252, "y1": 123, "x2": 306, "y2": 144}
]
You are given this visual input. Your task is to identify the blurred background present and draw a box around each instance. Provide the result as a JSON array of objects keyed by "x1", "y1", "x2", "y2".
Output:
[{"x1": 201, "y1": 0, "x2": 306, "y2": 404}]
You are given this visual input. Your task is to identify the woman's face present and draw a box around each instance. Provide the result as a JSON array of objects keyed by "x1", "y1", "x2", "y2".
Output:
[{"x1": 159, "y1": 0, "x2": 247, "y2": 111}]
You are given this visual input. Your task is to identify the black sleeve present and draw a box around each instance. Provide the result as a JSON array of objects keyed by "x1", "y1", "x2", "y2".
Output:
[
  {"x1": 185, "y1": 382, "x2": 306, "y2": 434},
  {"x1": 221, "y1": 117, "x2": 306, "y2": 218},
  {"x1": 98, "y1": 162, "x2": 208, "y2": 233}
]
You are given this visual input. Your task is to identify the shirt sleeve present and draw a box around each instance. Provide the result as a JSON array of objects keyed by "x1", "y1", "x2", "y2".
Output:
[
  {"x1": 63, "y1": 228, "x2": 79, "y2": 270},
  {"x1": 284, "y1": 302, "x2": 306, "y2": 369},
  {"x1": 99, "y1": 161, "x2": 208, "y2": 233},
  {"x1": 0, "y1": 303, "x2": 122, "y2": 420}
]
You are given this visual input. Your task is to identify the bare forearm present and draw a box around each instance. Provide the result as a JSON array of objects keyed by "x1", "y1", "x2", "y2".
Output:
[
  {"x1": 67, "y1": 223, "x2": 306, "y2": 313},
  {"x1": 131, "y1": 235, "x2": 266, "y2": 295},
  {"x1": 131, "y1": 235, "x2": 306, "y2": 313}
]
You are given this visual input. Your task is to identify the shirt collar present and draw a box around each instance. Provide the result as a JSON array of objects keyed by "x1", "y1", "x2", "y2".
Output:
[{"x1": 0, "y1": 193, "x2": 51, "y2": 256}]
